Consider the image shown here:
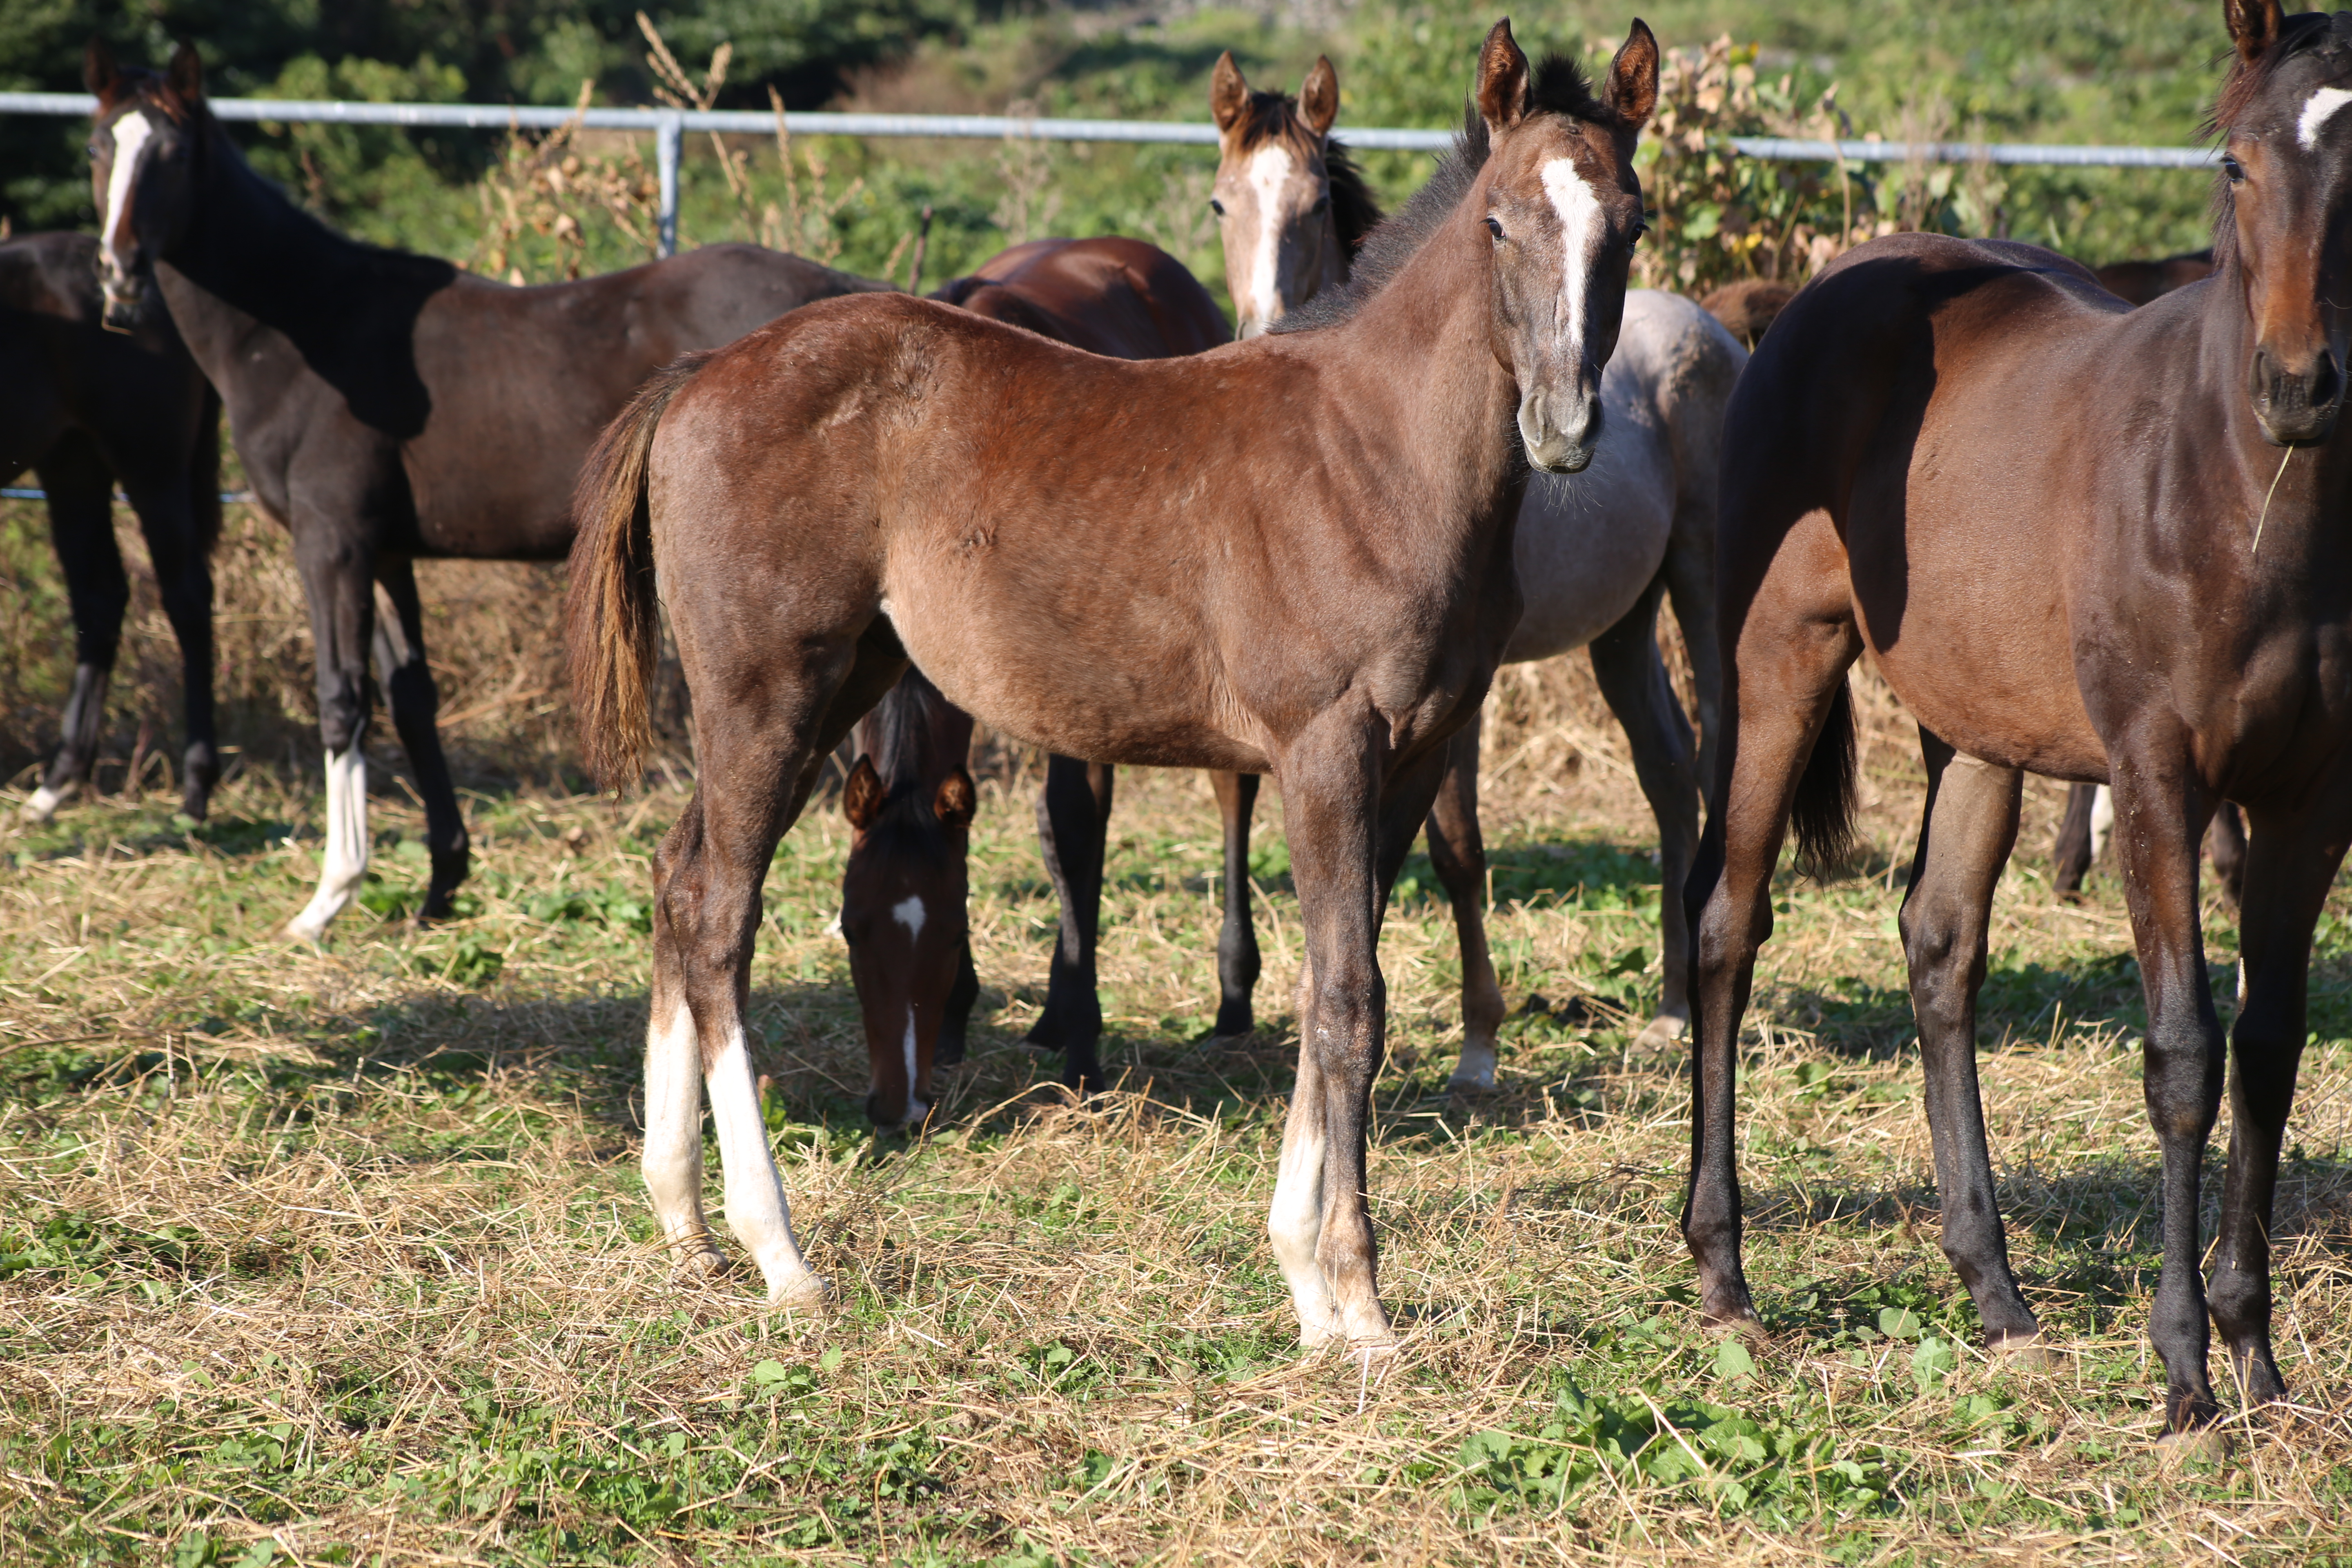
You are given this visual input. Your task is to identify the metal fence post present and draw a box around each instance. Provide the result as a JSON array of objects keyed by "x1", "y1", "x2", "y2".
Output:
[{"x1": 656, "y1": 111, "x2": 683, "y2": 258}]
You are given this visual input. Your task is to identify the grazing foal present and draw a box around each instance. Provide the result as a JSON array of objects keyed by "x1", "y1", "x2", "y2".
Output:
[
  {"x1": 568, "y1": 20, "x2": 1659, "y2": 1338},
  {"x1": 2, "y1": 231, "x2": 220, "y2": 820},
  {"x1": 1682, "y1": 0, "x2": 2352, "y2": 1431},
  {"x1": 84, "y1": 41, "x2": 886, "y2": 940}
]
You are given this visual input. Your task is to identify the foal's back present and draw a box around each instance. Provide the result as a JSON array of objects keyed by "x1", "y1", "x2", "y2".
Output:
[{"x1": 1726, "y1": 233, "x2": 2172, "y2": 781}]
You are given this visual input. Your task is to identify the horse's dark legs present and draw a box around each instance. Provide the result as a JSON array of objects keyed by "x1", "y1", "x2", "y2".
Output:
[
  {"x1": 283, "y1": 519, "x2": 378, "y2": 942},
  {"x1": 1209, "y1": 770, "x2": 1263, "y2": 1039},
  {"x1": 1268, "y1": 719, "x2": 1446, "y2": 1347},
  {"x1": 2106, "y1": 756, "x2": 2228, "y2": 1430},
  {"x1": 1029, "y1": 754, "x2": 1112, "y2": 1094},
  {"x1": 1899, "y1": 734, "x2": 2041, "y2": 1351},
  {"x1": 2205, "y1": 800, "x2": 2346, "y2": 1409},
  {"x1": 120, "y1": 477, "x2": 218, "y2": 821},
  {"x1": 2052, "y1": 782, "x2": 2098, "y2": 895},
  {"x1": 1419, "y1": 713, "x2": 1506, "y2": 1090},
  {"x1": 371, "y1": 558, "x2": 470, "y2": 920},
  {"x1": 27, "y1": 439, "x2": 126, "y2": 820},
  {"x1": 1590, "y1": 577, "x2": 1702, "y2": 1048},
  {"x1": 1682, "y1": 608, "x2": 1861, "y2": 1330}
]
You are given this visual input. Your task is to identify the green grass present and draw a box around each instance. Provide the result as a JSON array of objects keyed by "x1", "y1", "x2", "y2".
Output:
[{"x1": 4, "y1": 721, "x2": 2350, "y2": 1562}]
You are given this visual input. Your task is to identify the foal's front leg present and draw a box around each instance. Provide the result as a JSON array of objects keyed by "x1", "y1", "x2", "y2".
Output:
[
  {"x1": 2106, "y1": 755, "x2": 2228, "y2": 1430},
  {"x1": 1209, "y1": 770, "x2": 1263, "y2": 1039},
  {"x1": 1418, "y1": 713, "x2": 1507, "y2": 1090},
  {"x1": 27, "y1": 442, "x2": 127, "y2": 820},
  {"x1": 2206, "y1": 798, "x2": 2349, "y2": 1409}
]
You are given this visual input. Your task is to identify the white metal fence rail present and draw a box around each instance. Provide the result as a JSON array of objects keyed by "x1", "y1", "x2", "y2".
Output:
[{"x1": 0, "y1": 90, "x2": 2220, "y2": 259}]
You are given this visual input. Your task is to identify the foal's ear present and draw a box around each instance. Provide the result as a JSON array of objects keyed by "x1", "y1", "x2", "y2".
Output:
[
  {"x1": 83, "y1": 38, "x2": 119, "y2": 100},
  {"x1": 933, "y1": 766, "x2": 977, "y2": 830},
  {"x1": 1605, "y1": 19, "x2": 1660, "y2": 132},
  {"x1": 843, "y1": 755, "x2": 884, "y2": 832},
  {"x1": 2225, "y1": 0, "x2": 2284, "y2": 64},
  {"x1": 1301, "y1": 56, "x2": 1340, "y2": 138},
  {"x1": 166, "y1": 40, "x2": 205, "y2": 105},
  {"x1": 1211, "y1": 52, "x2": 1250, "y2": 137},
  {"x1": 1476, "y1": 20, "x2": 1531, "y2": 137}
]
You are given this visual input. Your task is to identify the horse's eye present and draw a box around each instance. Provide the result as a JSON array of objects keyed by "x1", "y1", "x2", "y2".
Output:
[
  {"x1": 1627, "y1": 218, "x2": 1647, "y2": 250},
  {"x1": 85, "y1": 141, "x2": 103, "y2": 160},
  {"x1": 2223, "y1": 154, "x2": 2247, "y2": 184},
  {"x1": 1484, "y1": 216, "x2": 1505, "y2": 242},
  {"x1": 1310, "y1": 194, "x2": 1330, "y2": 215},
  {"x1": 1209, "y1": 198, "x2": 1226, "y2": 217}
]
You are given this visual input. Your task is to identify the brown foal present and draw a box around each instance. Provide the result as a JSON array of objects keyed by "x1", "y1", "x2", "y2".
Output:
[
  {"x1": 569, "y1": 18, "x2": 1659, "y2": 1341},
  {"x1": 1682, "y1": 0, "x2": 2352, "y2": 1432}
]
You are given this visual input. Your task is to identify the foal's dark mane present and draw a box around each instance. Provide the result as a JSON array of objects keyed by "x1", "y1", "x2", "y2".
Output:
[
  {"x1": 1225, "y1": 87, "x2": 1383, "y2": 256},
  {"x1": 2208, "y1": 10, "x2": 2352, "y2": 266},
  {"x1": 863, "y1": 665, "x2": 958, "y2": 803},
  {"x1": 1274, "y1": 55, "x2": 1608, "y2": 334}
]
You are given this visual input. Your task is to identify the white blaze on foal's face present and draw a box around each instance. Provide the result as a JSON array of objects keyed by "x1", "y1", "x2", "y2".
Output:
[
  {"x1": 1244, "y1": 142, "x2": 1296, "y2": 331},
  {"x1": 1539, "y1": 154, "x2": 1606, "y2": 356},
  {"x1": 2299, "y1": 85, "x2": 2352, "y2": 149},
  {"x1": 100, "y1": 110, "x2": 153, "y2": 300}
]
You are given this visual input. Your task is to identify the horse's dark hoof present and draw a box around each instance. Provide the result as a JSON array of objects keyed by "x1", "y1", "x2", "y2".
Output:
[{"x1": 1212, "y1": 1002, "x2": 1255, "y2": 1039}]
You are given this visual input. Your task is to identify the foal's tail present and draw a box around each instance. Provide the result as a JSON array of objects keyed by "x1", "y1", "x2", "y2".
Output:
[
  {"x1": 565, "y1": 351, "x2": 713, "y2": 789},
  {"x1": 1790, "y1": 675, "x2": 1859, "y2": 877}
]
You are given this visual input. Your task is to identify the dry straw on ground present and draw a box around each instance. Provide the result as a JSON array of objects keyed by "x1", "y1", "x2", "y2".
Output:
[{"x1": 4, "y1": 506, "x2": 2352, "y2": 1564}]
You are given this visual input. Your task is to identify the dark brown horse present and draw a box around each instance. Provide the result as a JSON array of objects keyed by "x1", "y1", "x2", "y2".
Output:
[
  {"x1": 840, "y1": 235, "x2": 1229, "y2": 1124},
  {"x1": 567, "y1": 19, "x2": 1659, "y2": 1338},
  {"x1": 1681, "y1": 0, "x2": 2352, "y2": 1432},
  {"x1": 2, "y1": 230, "x2": 220, "y2": 822},
  {"x1": 84, "y1": 40, "x2": 887, "y2": 939}
]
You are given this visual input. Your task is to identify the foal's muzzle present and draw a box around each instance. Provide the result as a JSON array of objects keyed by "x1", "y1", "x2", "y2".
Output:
[
  {"x1": 2252, "y1": 345, "x2": 2343, "y2": 445},
  {"x1": 98, "y1": 269, "x2": 146, "y2": 334},
  {"x1": 1518, "y1": 385, "x2": 1602, "y2": 473}
]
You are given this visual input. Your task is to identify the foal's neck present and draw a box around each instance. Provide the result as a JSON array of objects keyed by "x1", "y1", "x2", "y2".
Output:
[{"x1": 2189, "y1": 251, "x2": 2352, "y2": 555}]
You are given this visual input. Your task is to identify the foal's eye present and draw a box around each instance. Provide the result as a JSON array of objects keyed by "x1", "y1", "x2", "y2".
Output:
[
  {"x1": 1627, "y1": 218, "x2": 1648, "y2": 250},
  {"x1": 1310, "y1": 194, "x2": 1330, "y2": 215},
  {"x1": 1209, "y1": 198, "x2": 1226, "y2": 217},
  {"x1": 85, "y1": 141, "x2": 103, "y2": 160},
  {"x1": 1484, "y1": 216, "x2": 1505, "y2": 242},
  {"x1": 2223, "y1": 154, "x2": 2247, "y2": 184}
]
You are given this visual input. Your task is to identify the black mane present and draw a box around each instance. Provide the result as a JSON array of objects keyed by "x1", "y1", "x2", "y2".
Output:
[{"x1": 1273, "y1": 54, "x2": 1606, "y2": 334}]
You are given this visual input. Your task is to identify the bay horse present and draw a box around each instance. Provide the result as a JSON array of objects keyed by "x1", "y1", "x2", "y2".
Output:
[
  {"x1": 566, "y1": 19, "x2": 1660, "y2": 1337},
  {"x1": 839, "y1": 235, "x2": 1229, "y2": 1123},
  {"x1": 1680, "y1": 0, "x2": 2352, "y2": 1432},
  {"x1": 1207, "y1": 52, "x2": 1741, "y2": 1085},
  {"x1": 2, "y1": 229, "x2": 220, "y2": 821},
  {"x1": 84, "y1": 40, "x2": 889, "y2": 940}
]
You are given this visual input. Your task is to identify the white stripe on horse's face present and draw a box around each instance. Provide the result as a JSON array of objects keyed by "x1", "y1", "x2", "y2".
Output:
[
  {"x1": 2299, "y1": 86, "x2": 2352, "y2": 149},
  {"x1": 102, "y1": 110, "x2": 153, "y2": 268},
  {"x1": 1540, "y1": 155, "x2": 1605, "y2": 362},
  {"x1": 1243, "y1": 143, "x2": 1295, "y2": 336},
  {"x1": 892, "y1": 893, "x2": 926, "y2": 938},
  {"x1": 900, "y1": 1009, "x2": 927, "y2": 1124}
]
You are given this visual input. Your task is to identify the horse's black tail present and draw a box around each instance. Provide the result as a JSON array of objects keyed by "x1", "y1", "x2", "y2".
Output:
[{"x1": 1791, "y1": 676, "x2": 1859, "y2": 877}]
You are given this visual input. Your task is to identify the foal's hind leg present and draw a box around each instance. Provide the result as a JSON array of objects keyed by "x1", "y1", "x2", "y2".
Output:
[
  {"x1": 1590, "y1": 575, "x2": 1701, "y2": 1049},
  {"x1": 1899, "y1": 734, "x2": 2041, "y2": 1352},
  {"x1": 372, "y1": 559, "x2": 470, "y2": 918},
  {"x1": 119, "y1": 472, "x2": 219, "y2": 820},
  {"x1": 2205, "y1": 798, "x2": 2350, "y2": 1410},
  {"x1": 1209, "y1": 771, "x2": 1263, "y2": 1040},
  {"x1": 1419, "y1": 713, "x2": 1507, "y2": 1091},
  {"x1": 645, "y1": 626, "x2": 904, "y2": 1306},
  {"x1": 27, "y1": 439, "x2": 127, "y2": 820},
  {"x1": 1029, "y1": 755, "x2": 1114, "y2": 1093}
]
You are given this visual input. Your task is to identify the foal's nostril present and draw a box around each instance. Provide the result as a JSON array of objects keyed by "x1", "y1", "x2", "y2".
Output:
[{"x1": 2311, "y1": 352, "x2": 2341, "y2": 411}]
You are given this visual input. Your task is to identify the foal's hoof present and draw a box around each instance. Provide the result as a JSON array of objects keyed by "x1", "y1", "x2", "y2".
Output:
[
  {"x1": 2157, "y1": 1425, "x2": 2232, "y2": 1467},
  {"x1": 673, "y1": 1247, "x2": 731, "y2": 1283},
  {"x1": 21, "y1": 784, "x2": 69, "y2": 823},
  {"x1": 1989, "y1": 1330, "x2": 2052, "y2": 1369},
  {"x1": 765, "y1": 1273, "x2": 831, "y2": 1312},
  {"x1": 1634, "y1": 1011, "x2": 1689, "y2": 1049},
  {"x1": 1447, "y1": 1040, "x2": 1500, "y2": 1094}
]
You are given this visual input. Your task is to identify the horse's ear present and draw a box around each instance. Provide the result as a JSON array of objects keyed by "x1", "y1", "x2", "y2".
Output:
[
  {"x1": 1605, "y1": 20, "x2": 1660, "y2": 132},
  {"x1": 166, "y1": 40, "x2": 205, "y2": 106},
  {"x1": 2225, "y1": 0, "x2": 2284, "y2": 64},
  {"x1": 1475, "y1": 20, "x2": 1530, "y2": 137},
  {"x1": 1211, "y1": 52, "x2": 1250, "y2": 137},
  {"x1": 1301, "y1": 56, "x2": 1339, "y2": 138},
  {"x1": 843, "y1": 755, "x2": 884, "y2": 831},
  {"x1": 933, "y1": 766, "x2": 976, "y2": 830},
  {"x1": 84, "y1": 38, "x2": 119, "y2": 100}
]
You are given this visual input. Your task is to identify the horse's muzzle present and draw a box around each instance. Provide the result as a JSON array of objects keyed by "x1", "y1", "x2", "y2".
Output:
[
  {"x1": 2252, "y1": 344, "x2": 2343, "y2": 445},
  {"x1": 1518, "y1": 386, "x2": 1601, "y2": 473},
  {"x1": 98, "y1": 277, "x2": 145, "y2": 334}
]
